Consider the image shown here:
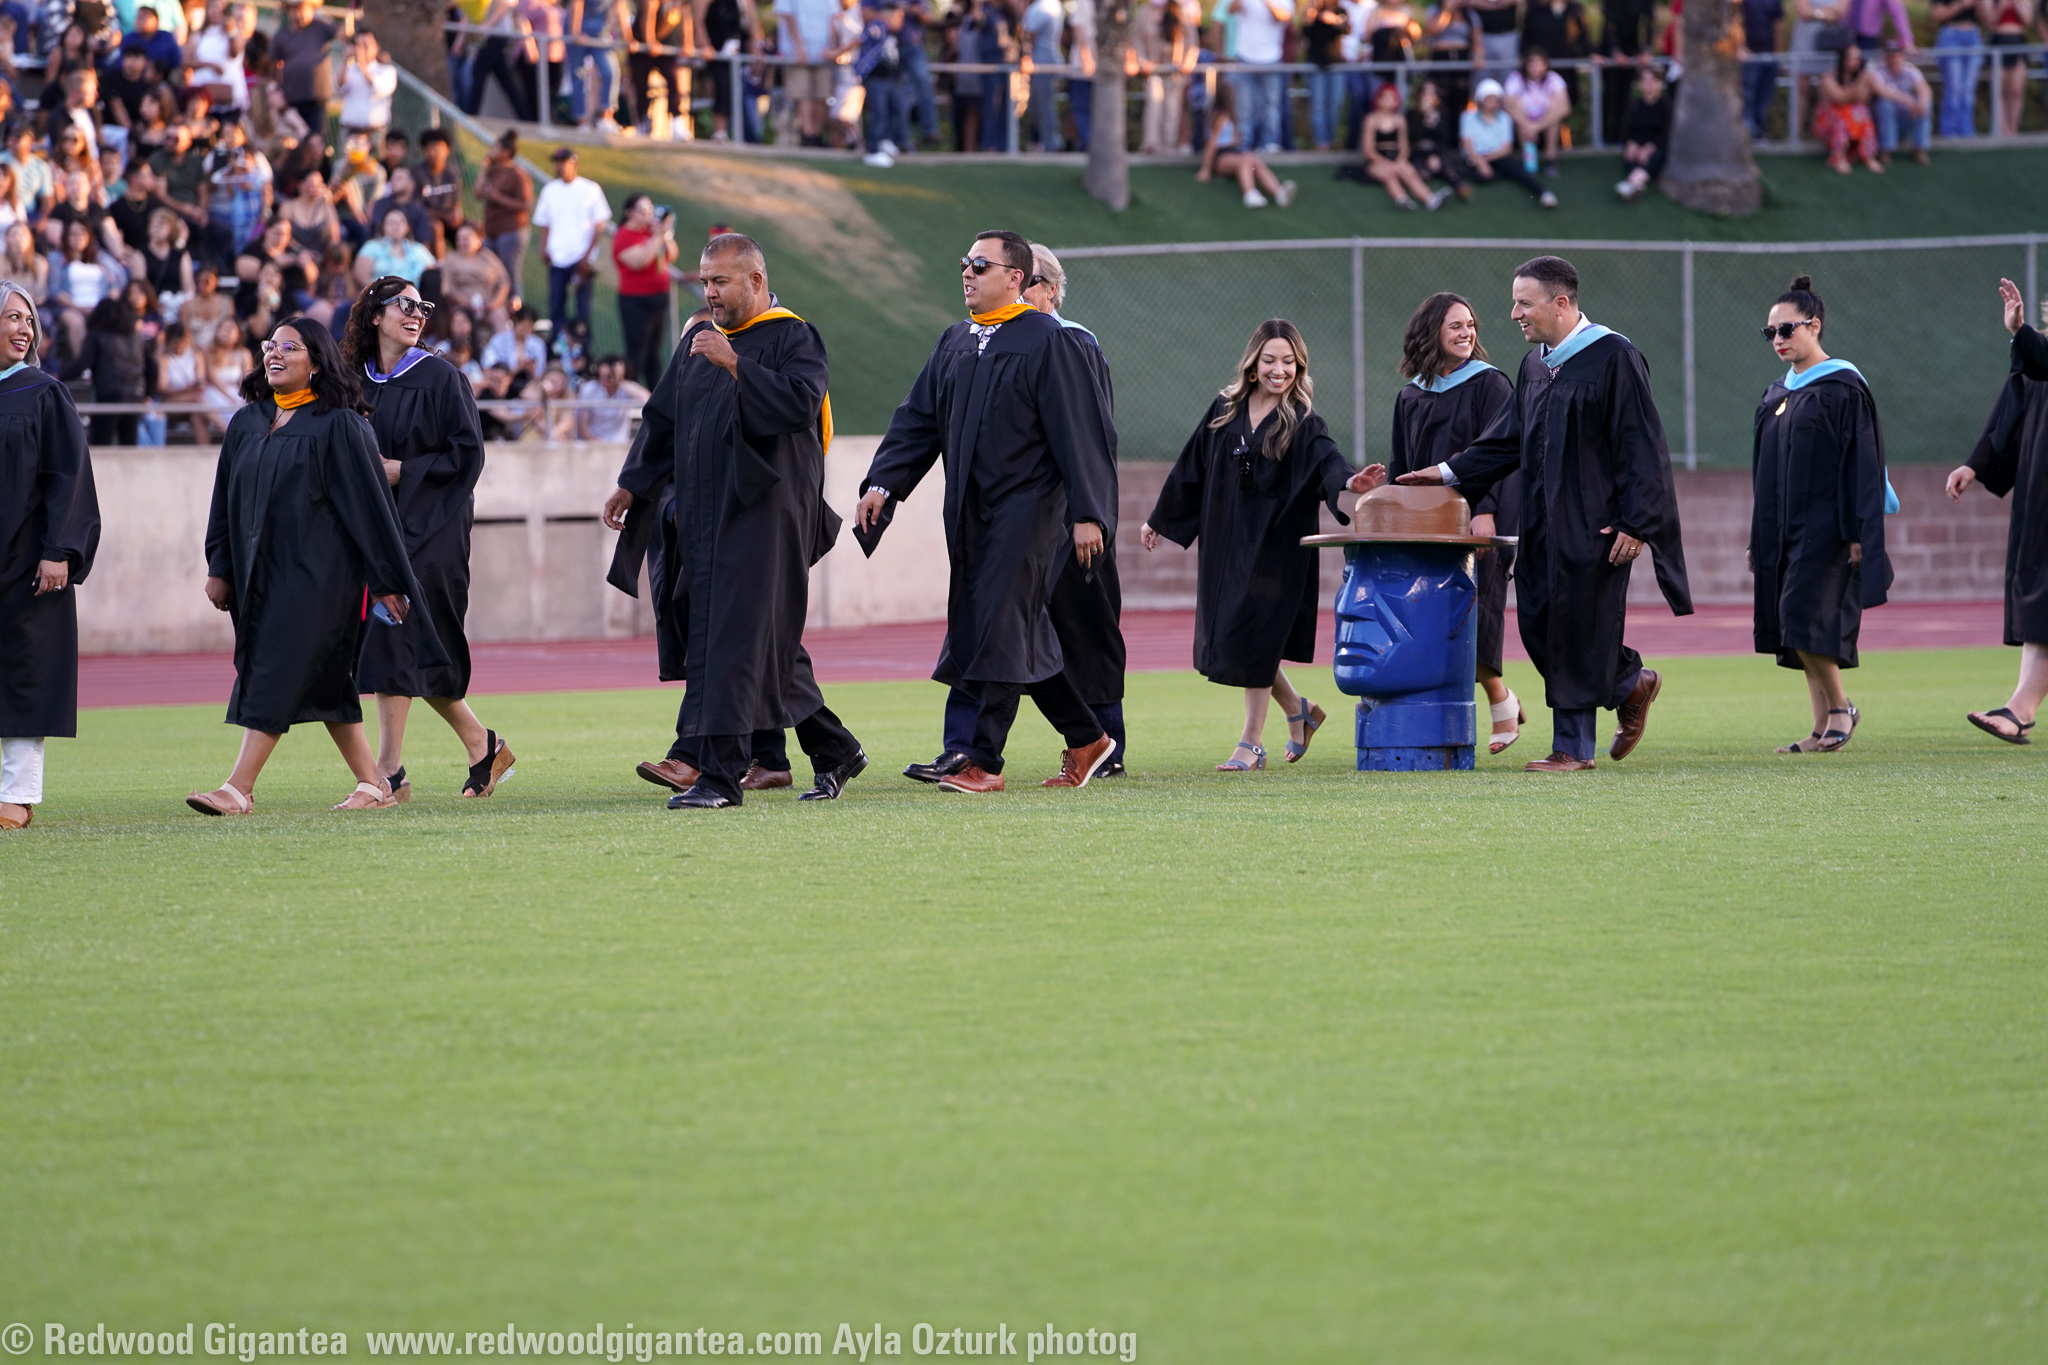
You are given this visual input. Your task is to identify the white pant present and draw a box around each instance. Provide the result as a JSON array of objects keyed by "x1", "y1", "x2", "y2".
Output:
[{"x1": 1, "y1": 737, "x2": 46, "y2": 804}]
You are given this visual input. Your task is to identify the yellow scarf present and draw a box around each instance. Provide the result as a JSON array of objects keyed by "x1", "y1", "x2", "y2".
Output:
[
  {"x1": 718, "y1": 306, "x2": 832, "y2": 454},
  {"x1": 272, "y1": 388, "x2": 316, "y2": 410},
  {"x1": 970, "y1": 301, "x2": 1036, "y2": 327}
]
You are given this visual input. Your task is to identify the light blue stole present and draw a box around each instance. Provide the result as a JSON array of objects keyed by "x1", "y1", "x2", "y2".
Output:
[
  {"x1": 1780, "y1": 357, "x2": 1898, "y2": 513},
  {"x1": 1540, "y1": 321, "x2": 1617, "y2": 371},
  {"x1": 1410, "y1": 358, "x2": 1497, "y2": 393},
  {"x1": 0, "y1": 361, "x2": 30, "y2": 383}
]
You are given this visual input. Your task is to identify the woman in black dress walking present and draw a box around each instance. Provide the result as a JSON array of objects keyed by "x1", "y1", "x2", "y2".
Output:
[
  {"x1": 1750, "y1": 275, "x2": 1891, "y2": 753},
  {"x1": 0, "y1": 284, "x2": 98, "y2": 830},
  {"x1": 1141, "y1": 319, "x2": 1374, "y2": 770},
  {"x1": 1383, "y1": 291, "x2": 1523, "y2": 753},
  {"x1": 344, "y1": 276, "x2": 513, "y2": 801},
  {"x1": 186, "y1": 318, "x2": 438, "y2": 815}
]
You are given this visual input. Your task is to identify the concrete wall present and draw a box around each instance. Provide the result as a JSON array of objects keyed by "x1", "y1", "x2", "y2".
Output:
[{"x1": 79, "y1": 443, "x2": 2008, "y2": 655}]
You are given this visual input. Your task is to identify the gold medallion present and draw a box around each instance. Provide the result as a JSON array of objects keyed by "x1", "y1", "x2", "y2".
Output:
[{"x1": 1775, "y1": 399, "x2": 1788, "y2": 416}]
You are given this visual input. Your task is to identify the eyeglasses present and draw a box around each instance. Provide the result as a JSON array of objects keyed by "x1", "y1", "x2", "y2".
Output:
[
  {"x1": 260, "y1": 339, "x2": 306, "y2": 356},
  {"x1": 387, "y1": 296, "x2": 436, "y2": 319},
  {"x1": 1759, "y1": 319, "x2": 1817, "y2": 341},
  {"x1": 960, "y1": 255, "x2": 1017, "y2": 277}
]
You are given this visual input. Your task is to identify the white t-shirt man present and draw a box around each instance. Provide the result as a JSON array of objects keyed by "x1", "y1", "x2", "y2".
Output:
[
  {"x1": 532, "y1": 173, "x2": 613, "y2": 269},
  {"x1": 578, "y1": 375, "x2": 649, "y2": 441},
  {"x1": 774, "y1": 0, "x2": 838, "y2": 59},
  {"x1": 1234, "y1": 0, "x2": 1295, "y2": 64},
  {"x1": 339, "y1": 55, "x2": 398, "y2": 130}
]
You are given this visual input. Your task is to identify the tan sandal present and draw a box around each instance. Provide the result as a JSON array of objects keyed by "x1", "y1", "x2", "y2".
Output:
[
  {"x1": 333, "y1": 780, "x2": 396, "y2": 811},
  {"x1": 186, "y1": 782, "x2": 253, "y2": 816},
  {"x1": 0, "y1": 801, "x2": 33, "y2": 829}
]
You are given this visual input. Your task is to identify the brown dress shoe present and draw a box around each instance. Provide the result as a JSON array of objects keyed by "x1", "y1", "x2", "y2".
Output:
[
  {"x1": 1041, "y1": 733, "x2": 1116, "y2": 788},
  {"x1": 1525, "y1": 751, "x2": 1596, "y2": 772},
  {"x1": 937, "y1": 762, "x2": 1005, "y2": 793},
  {"x1": 740, "y1": 763, "x2": 794, "y2": 791},
  {"x1": 1609, "y1": 668, "x2": 1663, "y2": 761},
  {"x1": 636, "y1": 758, "x2": 700, "y2": 792}
]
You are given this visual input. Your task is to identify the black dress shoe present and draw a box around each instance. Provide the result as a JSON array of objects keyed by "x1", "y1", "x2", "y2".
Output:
[
  {"x1": 903, "y1": 750, "x2": 970, "y2": 783},
  {"x1": 667, "y1": 782, "x2": 739, "y2": 809},
  {"x1": 800, "y1": 749, "x2": 869, "y2": 801}
]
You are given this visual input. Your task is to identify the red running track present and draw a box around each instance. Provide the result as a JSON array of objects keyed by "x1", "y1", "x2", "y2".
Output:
[{"x1": 78, "y1": 602, "x2": 2008, "y2": 710}]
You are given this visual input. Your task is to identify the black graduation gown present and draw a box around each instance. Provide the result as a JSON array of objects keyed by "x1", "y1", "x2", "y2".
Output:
[
  {"x1": 1388, "y1": 367, "x2": 1518, "y2": 673},
  {"x1": 0, "y1": 369, "x2": 98, "y2": 738},
  {"x1": 1045, "y1": 324, "x2": 1125, "y2": 705},
  {"x1": 1447, "y1": 333, "x2": 1693, "y2": 711},
  {"x1": 205, "y1": 401, "x2": 440, "y2": 734},
  {"x1": 605, "y1": 315, "x2": 837, "y2": 738},
  {"x1": 1750, "y1": 367, "x2": 1891, "y2": 669},
  {"x1": 356, "y1": 354, "x2": 486, "y2": 698},
  {"x1": 862, "y1": 311, "x2": 1119, "y2": 689},
  {"x1": 1967, "y1": 323, "x2": 2048, "y2": 646},
  {"x1": 1146, "y1": 399, "x2": 1356, "y2": 689}
]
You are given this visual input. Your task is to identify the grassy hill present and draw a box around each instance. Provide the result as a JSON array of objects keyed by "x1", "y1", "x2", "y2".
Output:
[{"x1": 465, "y1": 133, "x2": 2048, "y2": 458}]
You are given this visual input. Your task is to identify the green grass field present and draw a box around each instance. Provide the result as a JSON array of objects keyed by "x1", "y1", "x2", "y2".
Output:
[{"x1": 5, "y1": 649, "x2": 2045, "y2": 1360}]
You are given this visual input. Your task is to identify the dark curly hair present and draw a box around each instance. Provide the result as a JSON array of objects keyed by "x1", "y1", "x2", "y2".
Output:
[
  {"x1": 239, "y1": 316, "x2": 362, "y2": 413},
  {"x1": 341, "y1": 275, "x2": 418, "y2": 371},
  {"x1": 1399, "y1": 291, "x2": 1489, "y2": 381},
  {"x1": 1776, "y1": 273, "x2": 1825, "y2": 338}
]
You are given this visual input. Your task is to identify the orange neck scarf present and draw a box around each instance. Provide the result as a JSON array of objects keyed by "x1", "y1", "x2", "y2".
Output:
[
  {"x1": 970, "y1": 301, "x2": 1035, "y2": 327},
  {"x1": 712, "y1": 306, "x2": 833, "y2": 453},
  {"x1": 272, "y1": 388, "x2": 316, "y2": 410}
]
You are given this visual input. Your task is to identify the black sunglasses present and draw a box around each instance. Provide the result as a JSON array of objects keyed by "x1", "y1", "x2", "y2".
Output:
[
  {"x1": 961, "y1": 255, "x2": 1017, "y2": 277},
  {"x1": 388, "y1": 296, "x2": 437, "y2": 318},
  {"x1": 1759, "y1": 319, "x2": 1815, "y2": 341}
]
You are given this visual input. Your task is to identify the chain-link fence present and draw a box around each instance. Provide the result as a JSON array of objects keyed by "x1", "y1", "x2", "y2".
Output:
[{"x1": 1057, "y1": 235, "x2": 2038, "y2": 470}]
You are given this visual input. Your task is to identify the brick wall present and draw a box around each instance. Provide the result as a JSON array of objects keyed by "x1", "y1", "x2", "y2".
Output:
[{"x1": 1114, "y1": 462, "x2": 2011, "y2": 610}]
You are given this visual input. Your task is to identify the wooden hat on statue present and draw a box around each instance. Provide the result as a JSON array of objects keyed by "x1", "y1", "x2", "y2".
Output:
[{"x1": 1302, "y1": 485, "x2": 1518, "y2": 548}]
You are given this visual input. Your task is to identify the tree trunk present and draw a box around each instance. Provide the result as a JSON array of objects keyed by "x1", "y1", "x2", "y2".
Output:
[
  {"x1": 1657, "y1": 0, "x2": 1762, "y2": 216},
  {"x1": 364, "y1": 0, "x2": 453, "y2": 100},
  {"x1": 1084, "y1": 3, "x2": 1133, "y2": 210}
]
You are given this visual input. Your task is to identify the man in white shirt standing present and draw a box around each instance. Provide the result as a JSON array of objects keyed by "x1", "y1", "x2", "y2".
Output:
[
  {"x1": 1228, "y1": 0, "x2": 1294, "y2": 153},
  {"x1": 1338, "y1": 0, "x2": 1375, "y2": 148},
  {"x1": 531, "y1": 146, "x2": 614, "y2": 350},
  {"x1": 578, "y1": 354, "x2": 649, "y2": 441},
  {"x1": 339, "y1": 28, "x2": 399, "y2": 140},
  {"x1": 774, "y1": 0, "x2": 843, "y2": 144}
]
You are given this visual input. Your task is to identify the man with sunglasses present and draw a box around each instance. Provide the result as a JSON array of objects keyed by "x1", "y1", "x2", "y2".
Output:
[
  {"x1": 602, "y1": 236, "x2": 866, "y2": 809},
  {"x1": 855, "y1": 230, "x2": 1119, "y2": 794},
  {"x1": 1396, "y1": 254, "x2": 1692, "y2": 772}
]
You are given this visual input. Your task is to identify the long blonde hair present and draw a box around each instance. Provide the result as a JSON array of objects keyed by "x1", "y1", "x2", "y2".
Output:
[{"x1": 1211, "y1": 318, "x2": 1315, "y2": 459}]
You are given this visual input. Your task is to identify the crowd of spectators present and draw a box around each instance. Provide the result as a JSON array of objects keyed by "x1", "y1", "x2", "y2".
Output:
[
  {"x1": 441, "y1": 0, "x2": 2036, "y2": 198},
  {"x1": 0, "y1": 0, "x2": 677, "y2": 444}
]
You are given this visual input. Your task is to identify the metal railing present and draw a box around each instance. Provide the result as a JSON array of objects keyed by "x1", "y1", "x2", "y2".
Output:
[{"x1": 435, "y1": 24, "x2": 2048, "y2": 153}]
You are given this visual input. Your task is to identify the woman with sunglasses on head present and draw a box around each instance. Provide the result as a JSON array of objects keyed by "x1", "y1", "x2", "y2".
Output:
[
  {"x1": 0, "y1": 284, "x2": 99, "y2": 831},
  {"x1": 186, "y1": 316, "x2": 442, "y2": 815},
  {"x1": 1140, "y1": 319, "x2": 1377, "y2": 770},
  {"x1": 342, "y1": 276, "x2": 512, "y2": 801},
  {"x1": 1750, "y1": 274, "x2": 1891, "y2": 754},
  {"x1": 1381, "y1": 291, "x2": 1523, "y2": 754}
]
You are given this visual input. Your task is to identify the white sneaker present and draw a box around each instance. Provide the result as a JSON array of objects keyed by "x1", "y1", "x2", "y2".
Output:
[
  {"x1": 1426, "y1": 187, "x2": 1451, "y2": 211},
  {"x1": 1539, "y1": 190, "x2": 1559, "y2": 208},
  {"x1": 1274, "y1": 179, "x2": 1297, "y2": 208},
  {"x1": 1243, "y1": 189, "x2": 1268, "y2": 208},
  {"x1": 1614, "y1": 179, "x2": 1634, "y2": 200},
  {"x1": 879, "y1": 139, "x2": 900, "y2": 156},
  {"x1": 863, "y1": 151, "x2": 895, "y2": 168}
]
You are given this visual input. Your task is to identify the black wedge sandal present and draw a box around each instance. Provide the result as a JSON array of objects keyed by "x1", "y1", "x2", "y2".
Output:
[
  {"x1": 1967, "y1": 707, "x2": 2036, "y2": 745},
  {"x1": 462, "y1": 730, "x2": 517, "y2": 797},
  {"x1": 388, "y1": 766, "x2": 411, "y2": 803}
]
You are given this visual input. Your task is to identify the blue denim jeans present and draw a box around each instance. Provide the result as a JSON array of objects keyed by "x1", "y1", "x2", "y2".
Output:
[
  {"x1": 1875, "y1": 97, "x2": 1932, "y2": 151},
  {"x1": 865, "y1": 74, "x2": 908, "y2": 151},
  {"x1": 569, "y1": 16, "x2": 619, "y2": 123},
  {"x1": 1343, "y1": 70, "x2": 1373, "y2": 148},
  {"x1": 1935, "y1": 26, "x2": 1983, "y2": 136},
  {"x1": 1232, "y1": 66, "x2": 1285, "y2": 149},
  {"x1": 1740, "y1": 57, "x2": 1777, "y2": 137},
  {"x1": 1306, "y1": 67, "x2": 1343, "y2": 147},
  {"x1": 1068, "y1": 77, "x2": 1092, "y2": 151},
  {"x1": 899, "y1": 42, "x2": 939, "y2": 140},
  {"x1": 1028, "y1": 71, "x2": 1063, "y2": 150}
]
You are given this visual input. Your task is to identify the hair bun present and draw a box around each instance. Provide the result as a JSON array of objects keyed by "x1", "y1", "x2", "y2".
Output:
[{"x1": 1789, "y1": 274, "x2": 1814, "y2": 292}]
